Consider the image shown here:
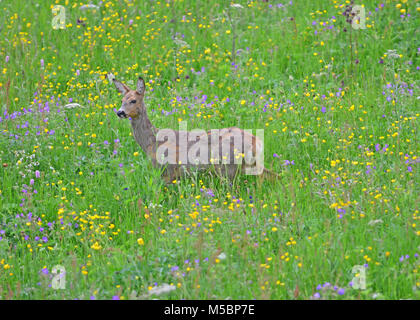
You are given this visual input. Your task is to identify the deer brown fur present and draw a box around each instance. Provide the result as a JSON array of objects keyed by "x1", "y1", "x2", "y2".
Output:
[{"x1": 112, "y1": 76, "x2": 279, "y2": 183}]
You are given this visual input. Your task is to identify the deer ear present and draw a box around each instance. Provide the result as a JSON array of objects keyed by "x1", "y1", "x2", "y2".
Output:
[
  {"x1": 136, "y1": 77, "x2": 145, "y2": 95},
  {"x1": 112, "y1": 78, "x2": 130, "y2": 95}
]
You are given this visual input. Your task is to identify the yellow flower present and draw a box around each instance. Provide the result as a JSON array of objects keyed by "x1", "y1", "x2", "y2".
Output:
[
  {"x1": 91, "y1": 241, "x2": 102, "y2": 250},
  {"x1": 137, "y1": 238, "x2": 144, "y2": 245}
]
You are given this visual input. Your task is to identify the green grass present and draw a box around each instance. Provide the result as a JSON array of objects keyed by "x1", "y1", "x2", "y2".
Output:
[{"x1": 0, "y1": 0, "x2": 419, "y2": 300}]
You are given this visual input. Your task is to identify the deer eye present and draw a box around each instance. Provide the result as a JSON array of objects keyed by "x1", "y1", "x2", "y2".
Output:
[{"x1": 130, "y1": 100, "x2": 136, "y2": 104}]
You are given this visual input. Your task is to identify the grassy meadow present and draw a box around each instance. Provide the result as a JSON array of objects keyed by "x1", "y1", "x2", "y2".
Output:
[{"x1": 0, "y1": 0, "x2": 419, "y2": 300}]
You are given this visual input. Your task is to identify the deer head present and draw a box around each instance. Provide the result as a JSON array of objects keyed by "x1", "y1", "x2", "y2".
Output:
[{"x1": 112, "y1": 77, "x2": 146, "y2": 119}]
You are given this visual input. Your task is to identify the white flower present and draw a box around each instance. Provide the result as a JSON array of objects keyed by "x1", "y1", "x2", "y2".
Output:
[{"x1": 217, "y1": 252, "x2": 227, "y2": 260}]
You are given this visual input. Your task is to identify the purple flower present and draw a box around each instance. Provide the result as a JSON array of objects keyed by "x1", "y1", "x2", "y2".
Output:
[
  {"x1": 313, "y1": 292, "x2": 321, "y2": 299},
  {"x1": 40, "y1": 59, "x2": 44, "y2": 68},
  {"x1": 5, "y1": 56, "x2": 9, "y2": 63},
  {"x1": 112, "y1": 295, "x2": 120, "y2": 300},
  {"x1": 337, "y1": 288, "x2": 345, "y2": 295}
]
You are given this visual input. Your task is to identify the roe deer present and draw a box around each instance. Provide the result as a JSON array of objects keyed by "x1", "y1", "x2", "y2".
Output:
[{"x1": 111, "y1": 76, "x2": 279, "y2": 183}]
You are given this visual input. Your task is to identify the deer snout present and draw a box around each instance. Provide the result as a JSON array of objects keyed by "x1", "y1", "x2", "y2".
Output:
[{"x1": 117, "y1": 110, "x2": 127, "y2": 118}]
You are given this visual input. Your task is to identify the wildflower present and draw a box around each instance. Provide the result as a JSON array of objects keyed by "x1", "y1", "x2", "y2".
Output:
[
  {"x1": 91, "y1": 242, "x2": 102, "y2": 250},
  {"x1": 217, "y1": 253, "x2": 227, "y2": 260}
]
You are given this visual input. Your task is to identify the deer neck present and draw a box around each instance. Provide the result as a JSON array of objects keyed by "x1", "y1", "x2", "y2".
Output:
[{"x1": 130, "y1": 104, "x2": 157, "y2": 160}]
